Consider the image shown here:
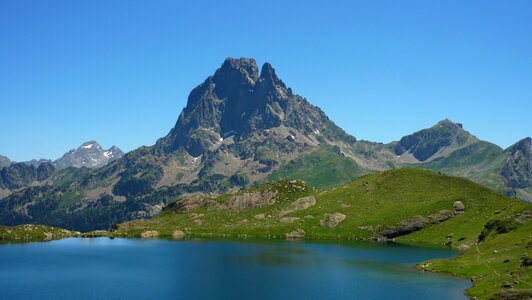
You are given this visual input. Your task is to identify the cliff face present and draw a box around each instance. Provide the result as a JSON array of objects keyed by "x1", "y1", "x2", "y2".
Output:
[
  {"x1": 156, "y1": 58, "x2": 354, "y2": 156},
  {"x1": 501, "y1": 137, "x2": 532, "y2": 189}
]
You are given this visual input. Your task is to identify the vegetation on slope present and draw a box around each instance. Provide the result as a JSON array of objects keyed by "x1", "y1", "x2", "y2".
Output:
[
  {"x1": 267, "y1": 146, "x2": 367, "y2": 189},
  {"x1": 107, "y1": 168, "x2": 531, "y2": 299},
  {"x1": 0, "y1": 224, "x2": 79, "y2": 242}
]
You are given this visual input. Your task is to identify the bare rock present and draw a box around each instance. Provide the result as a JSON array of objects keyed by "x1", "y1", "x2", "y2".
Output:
[
  {"x1": 223, "y1": 191, "x2": 277, "y2": 210},
  {"x1": 280, "y1": 196, "x2": 316, "y2": 216},
  {"x1": 453, "y1": 201, "x2": 465, "y2": 214},
  {"x1": 285, "y1": 229, "x2": 305, "y2": 239},
  {"x1": 279, "y1": 217, "x2": 300, "y2": 223},
  {"x1": 140, "y1": 230, "x2": 159, "y2": 239},
  {"x1": 320, "y1": 212, "x2": 346, "y2": 228},
  {"x1": 172, "y1": 230, "x2": 185, "y2": 239}
]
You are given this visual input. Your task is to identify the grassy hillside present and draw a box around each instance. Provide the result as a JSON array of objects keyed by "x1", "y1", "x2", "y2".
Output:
[
  {"x1": 108, "y1": 168, "x2": 531, "y2": 299},
  {"x1": 0, "y1": 224, "x2": 79, "y2": 242},
  {"x1": 267, "y1": 146, "x2": 367, "y2": 189}
]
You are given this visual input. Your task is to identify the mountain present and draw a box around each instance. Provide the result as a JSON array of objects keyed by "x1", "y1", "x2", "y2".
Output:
[
  {"x1": 0, "y1": 57, "x2": 530, "y2": 232},
  {"x1": 0, "y1": 161, "x2": 55, "y2": 198},
  {"x1": 54, "y1": 141, "x2": 124, "y2": 169},
  {"x1": 0, "y1": 155, "x2": 11, "y2": 169},
  {"x1": 393, "y1": 119, "x2": 478, "y2": 162},
  {"x1": 23, "y1": 159, "x2": 53, "y2": 167}
]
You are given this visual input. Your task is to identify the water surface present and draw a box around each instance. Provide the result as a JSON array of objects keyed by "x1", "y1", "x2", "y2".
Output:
[{"x1": 0, "y1": 238, "x2": 469, "y2": 299}]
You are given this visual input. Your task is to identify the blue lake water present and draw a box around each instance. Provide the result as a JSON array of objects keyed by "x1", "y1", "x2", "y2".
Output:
[{"x1": 0, "y1": 238, "x2": 469, "y2": 299}]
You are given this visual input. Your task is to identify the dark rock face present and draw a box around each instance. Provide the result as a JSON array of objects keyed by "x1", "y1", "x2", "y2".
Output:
[
  {"x1": 0, "y1": 162, "x2": 55, "y2": 190},
  {"x1": 394, "y1": 119, "x2": 474, "y2": 161},
  {"x1": 0, "y1": 155, "x2": 11, "y2": 169},
  {"x1": 156, "y1": 58, "x2": 354, "y2": 156},
  {"x1": 54, "y1": 141, "x2": 124, "y2": 169},
  {"x1": 379, "y1": 209, "x2": 455, "y2": 238},
  {"x1": 501, "y1": 137, "x2": 532, "y2": 189}
]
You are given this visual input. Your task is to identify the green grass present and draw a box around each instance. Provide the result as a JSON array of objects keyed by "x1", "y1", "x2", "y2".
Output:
[
  {"x1": 0, "y1": 224, "x2": 79, "y2": 242},
  {"x1": 109, "y1": 168, "x2": 531, "y2": 299},
  {"x1": 267, "y1": 146, "x2": 367, "y2": 189}
]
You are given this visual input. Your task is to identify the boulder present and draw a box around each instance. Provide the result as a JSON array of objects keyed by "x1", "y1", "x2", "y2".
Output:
[
  {"x1": 254, "y1": 214, "x2": 266, "y2": 220},
  {"x1": 172, "y1": 230, "x2": 185, "y2": 239},
  {"x1": 453, "y1": 201, "x2": 465, "y2": 214},
  {"x1": 279, "y1": 217, "x2": 300, "y2": 223},
  {"x1": 320, "y1": 212, "x2": 346, "y2": 228},
  {"x1": 280, "y1": 196, "x2": 316, "y2": 216},
  {"x1": 285, "y1": 229, "x2": 305, "y2": 239},
  {"x1": 140, "y1": 231, "x2": 159, "y2": 239}
]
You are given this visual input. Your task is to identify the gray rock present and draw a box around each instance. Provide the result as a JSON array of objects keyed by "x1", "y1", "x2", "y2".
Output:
[
  {"x1": 320, "y1": 212, "x2": 346, "y2": 228},
  {"x1": 279, "y1": 217, "x2": 300, "y2": 223},
  {"x1": 280, "y1": 196, "x2": 316, "y2": 216},
  {"x1": 453, "y1": 201, "x2": 465, "y2": 213},
  {"x1": 172, "y1": 230, "x2": 185, "y2": 239},
  {"x1": 285, "y1": 229, "x2": 305, "y2": 239}
]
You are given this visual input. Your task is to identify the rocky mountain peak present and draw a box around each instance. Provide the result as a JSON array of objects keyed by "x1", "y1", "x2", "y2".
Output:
[
  {"x1": 54, "y1": 141, "x2": 124, "y2": 169},
  {"x1": 213, "y1": 58, "x2": 259, "y2": 85},
  {"x1": 156, "y1": 58, "x2": 354, "y2": 156},
  {"x1": 394, "y1": 119, "x2": 476, "y2": 162}
]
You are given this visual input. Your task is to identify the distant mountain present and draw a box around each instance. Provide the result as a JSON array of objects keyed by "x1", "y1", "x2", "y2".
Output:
[
  {"x1": 23, "y1": 159, "x2": 52, "y2": 167},
  {"x1": 0, "y1": 57, "x2": 529, "y2": 232},
  {"x1": 0, "y1": 161, "x2": 54, "y2": 192},
  {"x1": 54, "y1": 141, "x2": 124, "y2": 169},
  {"x1": 393, "y1": 119, "x2": 478, "y2": 162},
  {"x1": 0, "y1": 155, "x2": 11, "y2": 169}
]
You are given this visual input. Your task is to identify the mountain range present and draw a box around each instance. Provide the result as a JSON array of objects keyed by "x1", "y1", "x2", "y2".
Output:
[
  {"x1": 0, "y1": 58, "x2": 529, "y2": 231},
  {"x1": 0, "y1": 141, "x2": 123, "y2": 198}
]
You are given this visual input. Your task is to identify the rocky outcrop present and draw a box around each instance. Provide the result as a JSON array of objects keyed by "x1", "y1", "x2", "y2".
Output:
[
  {"x1": 172, "y1": 230, "x2": 185, "y2": 239},
  {"x1": 379, "y1": 210, "x2": 454, "y2": 238},
  {"x1": 279, "y1": 217, "x2": 300, "y2": 223},
  {"x1": 320, "y1": 212, "x2": 346, "y2": 228},
  {"x1": 501, "y1": 137, "x2": 531, "y2": 189},
  {"x1": 140, "y1": 230, "x2": 159, "y2": 238},
  {"x1": 223, "y1": 190, "x2": 277, "y2": 210},
  {"x1": 280, "y1": 196, "x2": 316, "y2": 216},
  {"x1": 453, "y1": 201, "x2": 465, "y2": 214},
  {"x1": 285, "y1": 229, "x2": 305, "y2": 239},
  {"x1": 0, "y1": 155, "x2": 11, "y2": 169}
]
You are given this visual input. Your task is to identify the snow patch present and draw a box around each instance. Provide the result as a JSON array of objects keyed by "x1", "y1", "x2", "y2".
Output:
[
  {"x1": 81, "y1": 144, "x2": 94, "y2": 149},
  {"x1": 103, "y1": 151, "x2": 112, "y2": 158},
  {"x1": 313, "y1": 129, "x2": 320, "y2": 135}
]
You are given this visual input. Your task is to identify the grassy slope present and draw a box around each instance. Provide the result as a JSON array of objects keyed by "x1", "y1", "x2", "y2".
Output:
[
  {"x1": 110, "y1": 168, "x2": 531, "y2": 299},
  {"x1": 267, "y1": 146, "x2": 367, "y2": 189},
  {"x1": 0, "y1": 224, "x2": 79, "y2": 242},
  {"x1": 420, "y1": 141, "x2": 507, "y2": 191}
]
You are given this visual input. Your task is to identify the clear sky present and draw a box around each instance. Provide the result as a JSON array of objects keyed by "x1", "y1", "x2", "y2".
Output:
[{"x1": 1, "y1": 0, "x2": 531, "y2": 162}]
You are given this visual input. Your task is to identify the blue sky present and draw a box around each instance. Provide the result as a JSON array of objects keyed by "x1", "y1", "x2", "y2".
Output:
[{"x1": 1, "y1": 0, "x2": 531, "y2": 161}]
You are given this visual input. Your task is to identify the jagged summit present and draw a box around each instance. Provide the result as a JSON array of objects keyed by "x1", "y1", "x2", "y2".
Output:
[
  {"x1": 156, "y1": 57, "x2": 354, "y2": 156},
  {"x1": 54, "y1": 141, "x2": 124, "y2": 169}
]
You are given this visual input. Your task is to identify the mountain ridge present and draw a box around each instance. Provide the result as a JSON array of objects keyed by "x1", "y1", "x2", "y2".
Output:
[{"x1": 0, "y1": 57, "x2": 530, "y2": 232}]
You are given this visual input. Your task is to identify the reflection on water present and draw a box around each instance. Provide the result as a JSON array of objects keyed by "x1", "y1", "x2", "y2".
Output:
[{"x1": 0, "y1": 238, "x2": 470, "y2": 300}]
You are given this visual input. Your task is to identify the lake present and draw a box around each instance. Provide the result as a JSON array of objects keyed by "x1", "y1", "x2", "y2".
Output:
[{"x1": 0, "y1": 238, "x2": 469, "y2": 299}]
